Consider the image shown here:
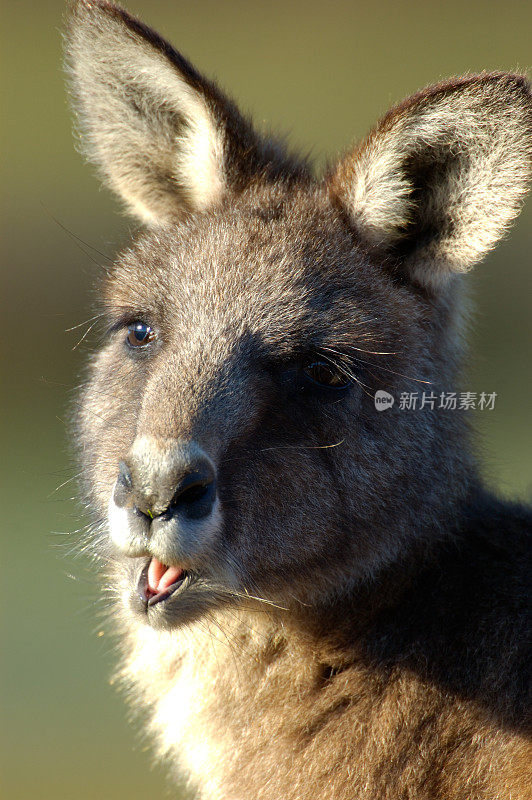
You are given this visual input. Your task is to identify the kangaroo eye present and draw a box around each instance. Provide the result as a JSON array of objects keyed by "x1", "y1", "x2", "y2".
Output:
[
  {"x1": 302, "y1": 361, "x2": 351, "y2": 389},
  {"x1": 126, "y1": 321, "x2": 157, "y2": 348}
]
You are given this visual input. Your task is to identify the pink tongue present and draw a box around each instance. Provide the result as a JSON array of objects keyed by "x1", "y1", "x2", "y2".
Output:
[{"x1": 148, "y1": 558, "x2": 184, "y2": 593}]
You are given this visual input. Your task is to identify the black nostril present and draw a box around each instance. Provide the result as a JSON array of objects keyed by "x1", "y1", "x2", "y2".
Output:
[
  {"x1": 113, "y1": 451, "x2": 217, "y2": 521},
  {"x1": 113, "y1": 460, "x2": 133, "y2": 508},
  {"x1": 166, "y1": 470, "x2": 217, "y2": 521}
]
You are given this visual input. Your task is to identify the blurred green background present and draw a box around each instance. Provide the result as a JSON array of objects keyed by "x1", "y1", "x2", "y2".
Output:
[{"x1": 2, "y1": 1, "x2": 531, "y2": 798}]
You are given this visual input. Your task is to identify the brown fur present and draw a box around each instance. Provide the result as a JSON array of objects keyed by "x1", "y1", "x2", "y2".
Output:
[{"x1": 66, "y1": 2, "x2": 532, "y2": 798}]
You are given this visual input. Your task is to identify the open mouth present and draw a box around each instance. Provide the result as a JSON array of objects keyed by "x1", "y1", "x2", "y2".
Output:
[{"x1": 137, "y1": 558, "x2": 188, "y2": 608}]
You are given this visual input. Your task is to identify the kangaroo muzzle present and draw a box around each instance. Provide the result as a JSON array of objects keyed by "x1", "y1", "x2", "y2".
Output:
[
  {"x1": 108, "y1": 437, "x2": 220, "y2": 561},
  {"x1": 114, "y1": 444, "x2": 217, "y2": 522}
]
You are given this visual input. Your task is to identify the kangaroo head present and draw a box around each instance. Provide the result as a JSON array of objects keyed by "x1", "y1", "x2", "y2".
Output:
[{"x1": 67, "y1": 1, "x2": 532, "y2": 630}]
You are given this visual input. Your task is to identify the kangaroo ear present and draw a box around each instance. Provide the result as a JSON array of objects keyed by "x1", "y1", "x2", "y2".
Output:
[
  {"x1": 327, "y1": 74, "x2": 532, "y2": 291},
  {"x1": 66, "y1": 1, "x2": 304, "y2": 224}
]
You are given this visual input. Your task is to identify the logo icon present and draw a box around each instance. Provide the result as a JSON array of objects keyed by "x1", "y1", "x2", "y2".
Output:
[{"x1": 374, "y1": 390, "x2": 394, "y2": 411}]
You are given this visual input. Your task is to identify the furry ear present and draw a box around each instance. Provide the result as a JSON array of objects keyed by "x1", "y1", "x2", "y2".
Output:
[
  {"x1": 66, "y1": 1, "x2": 305, "y2": 224},
  {"x1": 327, "y1": 74, "x2": 532, "y2": 291}
]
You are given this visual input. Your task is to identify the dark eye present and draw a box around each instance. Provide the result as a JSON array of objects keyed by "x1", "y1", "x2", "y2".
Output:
[
  {"x1": 126, "y1": 321, "x2": 157, "y2": 348},
  {"x1": 302, "y1": 360, "x2": 351, "y2": 389}
]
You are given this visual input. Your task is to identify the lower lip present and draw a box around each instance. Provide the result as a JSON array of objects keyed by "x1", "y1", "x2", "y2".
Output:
[{"x1": 137, "y1": 562, "x2": 187, "y2": 608}]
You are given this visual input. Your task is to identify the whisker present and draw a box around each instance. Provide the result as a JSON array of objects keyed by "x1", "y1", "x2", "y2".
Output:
[
  {"x1": 44, "y1": 206, "x2": 114, "y2": 266},
  {"x1": 321, "y1": 345, "x2": 432, "y2": 386},
  {"x1": 258, "y1": 440, "x2": 344, "y2": 453},
  {"x1": 320, "y1": 351, "x2": 376, "y2": 398},
  {"x1": 66, "y1": 314, "x2": 106, "y2": 333},
  {"x1": 226, "y1": 589, "x2": 288, "y2": 612},
  {"x1": 72, "y1": 319, "x2": 102, "y2": 350},
  {"x1": 48, "y1": 472, "x2": 84, "y2": 497}
]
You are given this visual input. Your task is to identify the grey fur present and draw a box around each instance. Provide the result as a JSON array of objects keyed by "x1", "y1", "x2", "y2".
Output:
[{"x1": 66, "y1": 2, "x2": 532, "y2": 798}]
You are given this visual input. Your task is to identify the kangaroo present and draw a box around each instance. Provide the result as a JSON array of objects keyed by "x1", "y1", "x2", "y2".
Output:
[{"x1": 66, "y1": 2, "x2": 532, "y2": 798}]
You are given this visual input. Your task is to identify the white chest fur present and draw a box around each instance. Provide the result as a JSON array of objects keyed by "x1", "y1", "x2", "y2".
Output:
[{"x1": 121, "y1": 613, "x2": 278, "y2": 799}]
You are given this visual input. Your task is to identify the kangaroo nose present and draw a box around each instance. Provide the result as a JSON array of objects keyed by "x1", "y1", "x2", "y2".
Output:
[{"x1": 113, "y1": 440, "x2": 217, "y2": 522}]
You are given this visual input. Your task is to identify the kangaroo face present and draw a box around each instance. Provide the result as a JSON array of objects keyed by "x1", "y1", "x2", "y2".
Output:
[
  {"x1": 79, "y1": 189, "x2": 426, "y2": 629},
  {"x1": 67, "y1": 1, "x2": 532, "y2": 632}
]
